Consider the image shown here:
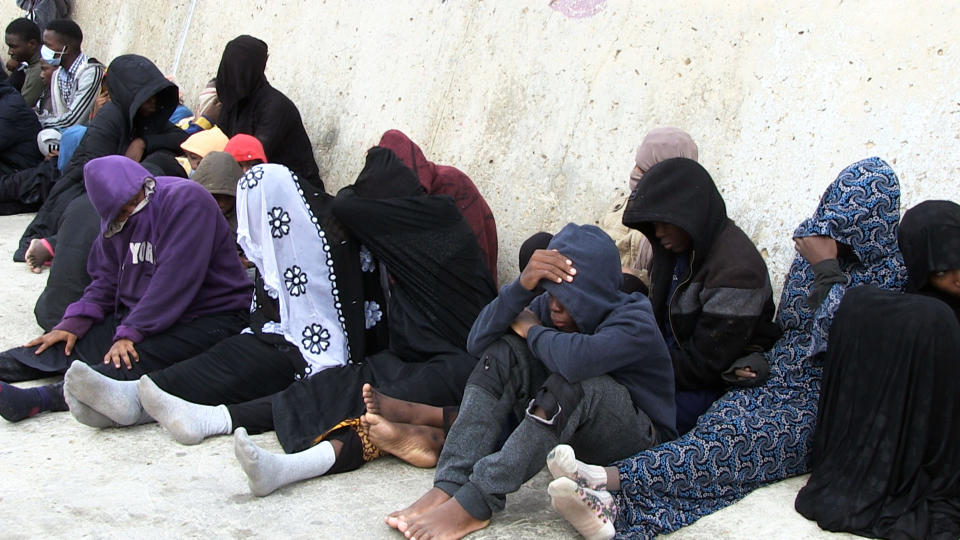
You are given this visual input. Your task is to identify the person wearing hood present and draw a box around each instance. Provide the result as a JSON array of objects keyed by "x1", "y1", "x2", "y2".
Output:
[
  {"x1": 191, "y1": 151, "x2": 242, "y2": 230},
  {"x1": 17, "y1": 0, "x2": 72, "y2": 32},
  {"x1": 58, "y1": 162, "x2": 386, "y2": 431},
  {"x1": 377, "y1": 129, "x2": 499, "y2": 283},
  {"x1": 14, "y1": 53, "x2": 188, "y2": 266},
  {"x1": 35, "y1": 18, "x2": 103, "y2": 131},
  {"x1": 0, "y1": 73, "x2": 43, "y2": 175},
  {"x1": 135, "y1": 146, "x2": 495, "y2": 497},
  {"x1": 0, "y1": 122, "x2": 79, "y2": 216},
  {"x1": 180, "y1": 126, "x2": 228, "y2": 174},
  {"x1": 390, "y1": 223, "x2": 674, "y2": 540},
  {"x1": 547, "y1": 157, "x2": 906, "y2": 540},
  {"x1": 599, "y1": 127, "x2": 699, "y2": 285},
  {"x1": 794, "y1": 200, "x2": 960, "y2": 540},
  {"x1": 0, "y1": 155, "x2": 252, "y2": 422},
  {"x1": 215, "y1": 35, "x2": 323, "y2": 190},
  {"x1": 622, "y1": 157, "x2": 779, "y2": 433}
]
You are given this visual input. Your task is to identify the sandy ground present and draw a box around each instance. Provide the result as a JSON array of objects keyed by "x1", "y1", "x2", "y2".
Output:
[{"x1": 0, "y1": 212, "x2": 856, "y2": 539}]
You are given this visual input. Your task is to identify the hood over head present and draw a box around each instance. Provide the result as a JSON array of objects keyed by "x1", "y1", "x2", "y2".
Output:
[
  {"x1": 541, "y1": 224, "x2": 623, "y2": 334},
  {"x1": 181, "y1": 126, "x2": 228, "y2": 158},
  {"x1": 623, "y1": 157, "x2": 727, "y2": 258},
  {"x1": 378, "y1": 129, "x2": 438, "y2": 192},
  {"x1": 793, "y1": 157, "x2": 902, "y2": 267},
  {"x1": 630, "y1": 127, "x2": 699, "y2": 190},
  {"x1": 193, "y1": 151, "x2": 242, "y2": 198},
  {"x1": 104, "y1": 55, "x2": 179, "y2": 132},
  {"x1": 84, "y1": 155, "x2": 164, "y2": 232},
  {"x1": 898, "y1": 200, "x2": 960, "y2": 293},
  {"x1": 216, "y1": 35, "x2": 268, "y2": 110},
  {"x1": 350, "y1": 146, "x2": 425, "y2": 199},
  {"x1": 224, "y1": 133, "x2": 267, "y2": 163}
]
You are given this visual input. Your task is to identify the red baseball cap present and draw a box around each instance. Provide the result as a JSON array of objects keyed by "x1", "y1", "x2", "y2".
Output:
[{"x1": 224, "y1": 134, "x2": 267, "y2": 163}]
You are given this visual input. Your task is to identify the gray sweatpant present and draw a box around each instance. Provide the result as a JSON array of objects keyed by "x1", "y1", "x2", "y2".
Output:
[{"x1": 434, "y1": 335, "x2": 657, "y2": 520}]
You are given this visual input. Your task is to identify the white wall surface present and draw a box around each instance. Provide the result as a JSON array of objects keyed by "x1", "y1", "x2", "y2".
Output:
[{"x1": 6, "y1": 0, "x2": 958, "y2": 290}]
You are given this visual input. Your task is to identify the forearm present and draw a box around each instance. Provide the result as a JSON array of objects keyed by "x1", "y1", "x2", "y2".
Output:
[{"x1": 466, "y1": 279, "x2": 537, "y2": 355}]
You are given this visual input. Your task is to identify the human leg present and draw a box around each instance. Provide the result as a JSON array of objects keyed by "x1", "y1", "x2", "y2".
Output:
[
  {"x1": 361, "y1": 413, "x2": 445, "y2": 467},
  {"x1": 64, "y1": 360, "x2": 146, "y2": 425},
  {"x1": 0, "y1": 380, "x2": 67, "y2": 422},
  {"x1": 138, "y1": 376, "x2": 232, "y2": 445}
]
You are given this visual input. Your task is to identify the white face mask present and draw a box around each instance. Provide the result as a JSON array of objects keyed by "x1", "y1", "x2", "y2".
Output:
[{"x1": 40, "y1": 44, "x2": 66, "y2": 67}]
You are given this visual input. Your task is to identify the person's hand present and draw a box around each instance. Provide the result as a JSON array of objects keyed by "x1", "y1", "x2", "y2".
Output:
[
  {"x1": 510, "y1": 309, "x2": 542, "y2": 339},
  {"x1": 104, "y1": 339, "x2": 139, "y2": 370},
  {"x1": 733, "y1": 366, "x2": 757, "y2": 380},
  {"x1": 519, "y1": 249, "x2": 576, "y2": 291},
  {"x1": 794, "y1": 235, "x2": 838, "y2": 265},
  {"x1": 25, "y1": 330, "x2": 77, "y2": 356},
  {"x1": 5, "y1": 58, "x2": 20, "y2": 72},
  {"x1": 124, "y1": 138, "x2": 146, "y2": 162}
]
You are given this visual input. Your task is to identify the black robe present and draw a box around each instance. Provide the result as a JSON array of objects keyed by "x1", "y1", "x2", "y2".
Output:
[
  {"x1": 216, "y1": 35, "x2": 324, "y2": 191},
  {"x1": 271, "y1": 148, "x2": 496, "y2": 453},
  {"x1": 796, "y1": 201, "x2": 960, "y2": 540}
]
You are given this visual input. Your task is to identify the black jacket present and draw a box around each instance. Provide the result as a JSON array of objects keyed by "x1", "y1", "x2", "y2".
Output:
[
  {"x1": 0, "y1": 78, "x2": 43, "y2": 172},
  {"x1": 623, "y1": 157, "x2": 780, "y2": 390},
  {"x1": 216, "y1": 35, "x2": 324, "y2": 191}
]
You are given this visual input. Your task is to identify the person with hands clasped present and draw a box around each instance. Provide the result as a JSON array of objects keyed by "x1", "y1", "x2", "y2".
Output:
[
  {"x1": 0, "y1": 155, "x2": 251, "y2": 424},
  {"x1": 387, "y1": 223, "x2": 676, "y2": 540}
]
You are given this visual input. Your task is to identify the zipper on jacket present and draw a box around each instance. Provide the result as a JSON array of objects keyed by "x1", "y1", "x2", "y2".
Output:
[{"x1": 667, "y1": 250, "x2": 695, "y2": 342}]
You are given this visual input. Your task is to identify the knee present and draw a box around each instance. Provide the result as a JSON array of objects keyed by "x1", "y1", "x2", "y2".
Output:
[
  {"x1": 524, "y1": 373, "x2": 584, "y2": 437},
  {"x1": 466, "y1": 337, "x2": 522, "y2": 395}
]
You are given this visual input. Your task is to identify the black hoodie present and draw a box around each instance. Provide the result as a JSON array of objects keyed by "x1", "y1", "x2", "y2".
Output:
[
  {"x1": 898, "y1": 200, "x2": 960, "y2": 319},
  {"x1": 0, "y1": 78, "x2": 43, "y2": 172},
  {"x1": 216, "y1": 35, "x2": 324, "y2": 191},
  {"x1": 623, "y1": 158, "x2": 780, "y2": 390}
]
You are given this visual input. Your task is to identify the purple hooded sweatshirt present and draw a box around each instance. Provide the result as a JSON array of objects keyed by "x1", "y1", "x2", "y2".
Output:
[{"x1": 53, "y1": 155, "x2": 252, "y2": 343}]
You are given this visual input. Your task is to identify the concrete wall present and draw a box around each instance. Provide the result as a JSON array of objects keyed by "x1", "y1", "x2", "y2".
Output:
[{"x1": 7, "y1": 1, "x2": 959, "y2": 289}]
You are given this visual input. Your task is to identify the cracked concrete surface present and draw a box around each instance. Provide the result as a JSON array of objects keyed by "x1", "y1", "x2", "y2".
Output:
[{"x1": 0, "y1": 213, "x2": 856, "y2": 539}]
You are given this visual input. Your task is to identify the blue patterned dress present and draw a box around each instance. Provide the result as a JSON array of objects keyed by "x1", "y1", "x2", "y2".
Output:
[{"x1": 612, "y1": 157, "x2": 907, "y2": 538}]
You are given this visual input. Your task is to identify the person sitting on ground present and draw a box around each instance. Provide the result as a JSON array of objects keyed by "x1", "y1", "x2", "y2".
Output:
[
  {"x1": 133, "y1": 146, "x2": 495, "y2": 498},
  {"x1": 377, "y1": 129, "x2": 498, "y2": 283},
  {"x1": 35, "y1": 18, "x2": 103, "y2": 131},
  {"x1": 174, "y1": 78, "x2": 219, "y2": 135},
  {"x1": 60, "y1": 162, "x2": 383, "y2": 429},
  {"x1": 0, "y1": 155, "x2": 252, "y2": 422},
  {"x1": 598, "y1": 127, "x2": 699, "y2": 286},
  {"x1": 0, "y1": 71, "x2": 43, "y2": 175},
  {"x1": 388, "y1": 223, "x2": 676, "y2": 540},
  {"x1": 622, "y1": 157, "x2": 779, "y2": 434},
  {"x1": 216, "y1": 35, "x2": 323, "y2": 190},
  {"x1": 190, "y1": 151, "x2": 242, "y2": 231},
  {"x1": 223, "y1": 133, "x2": 266, "y2": 172},
  {"x1": 180, "y1": 126, "x2": 228, "y2": 175},
  {"x1": 794, "y1": 199, "x2": 960, "y2": 540},
  {"x1": 17, "y1": 0, "x2": 71, "y2": 32},
  {"x1": 0, "y1": 123, "x2": 78, "y2": 217},
  {"x1": 546, "y1": 157, "x2": 906, "y2": 540},
  {"x1": 15, "y1": 53, "x2": 188, "y2": 267},
  {"x1": 4, "y1": 17, "x2": 43, "y2": 106}
]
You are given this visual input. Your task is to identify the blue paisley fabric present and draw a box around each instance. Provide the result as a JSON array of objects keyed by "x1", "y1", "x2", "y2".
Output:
[{"x1": 612, "y1": 157, "x2": 907, "y2": 539}]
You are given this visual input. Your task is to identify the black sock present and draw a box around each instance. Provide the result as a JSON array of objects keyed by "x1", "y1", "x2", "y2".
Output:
[{"x1": 0, "y1": 381, "x2": 43, "y2": 422}]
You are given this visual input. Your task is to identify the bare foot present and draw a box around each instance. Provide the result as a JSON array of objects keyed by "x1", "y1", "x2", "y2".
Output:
[
  {"x1": 362, "y1": 413, "x2": 443, "y2": 468},
  {"x1": 402, "y1": 496, "x2": 490, "y2": 540},
  {"x1": 25, "y1": 238, "x2": 53, "y2": 273},
  {"x1": 386, "y1": 487, "x2": 451, "y2": 531},
  {"x1": 362, "y1": 383, "x2": 444, "y2": 428}
]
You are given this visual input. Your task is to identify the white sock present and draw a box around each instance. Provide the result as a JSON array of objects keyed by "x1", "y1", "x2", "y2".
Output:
[
  {"x1": 64, "y1": 360, "x2": 144, "y2": 425},
  {"x1": 547, "y1": 444, "x2": 610, "y2": 490},
  {"x1": 548, "y1": 477, "x2": 616, "y2": 540},
  {"x1": 234, "y1": 427, "x2": 336, "y2": 497},
  {"x1": 63, "y1": 384, "x2": 120, "y2": 428},
  {"x1": 138, "y1": 376, "x2": 231, "y2": 445}
]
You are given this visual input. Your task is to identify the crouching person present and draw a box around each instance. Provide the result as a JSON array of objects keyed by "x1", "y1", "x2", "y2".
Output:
[{"x1": 389, "y1": 223, "x2": 676, "y2": 539}]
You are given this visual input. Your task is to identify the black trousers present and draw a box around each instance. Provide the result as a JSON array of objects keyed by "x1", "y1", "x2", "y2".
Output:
[
  {"x1": 0, "y1": 311, "x2": 248, "y2": 379},
  {"x1": 149, "y1": 334, "x2": 304, "y2": 407}
]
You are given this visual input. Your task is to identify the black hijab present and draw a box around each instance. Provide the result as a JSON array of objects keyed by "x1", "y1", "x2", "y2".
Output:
[
  {"x1": 898, "y1": 200, "x2": 960, "y2": 318},
  {"x1": 215, "y1": 35, "x2": 268, "y2": 111}
]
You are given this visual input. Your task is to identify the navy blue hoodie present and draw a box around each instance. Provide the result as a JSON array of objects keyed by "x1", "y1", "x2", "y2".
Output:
[{"x1": 468, "y1": 223, "x2": 677, "y2": 441}]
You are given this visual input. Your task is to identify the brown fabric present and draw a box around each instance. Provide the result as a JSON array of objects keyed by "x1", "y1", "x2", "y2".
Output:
[
  {"x1": 630, "y1": 127, "x2": 699, "y2": 191},
  {"x1": 312, "y1": 417, "x2": 385, "y2": 463}
]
